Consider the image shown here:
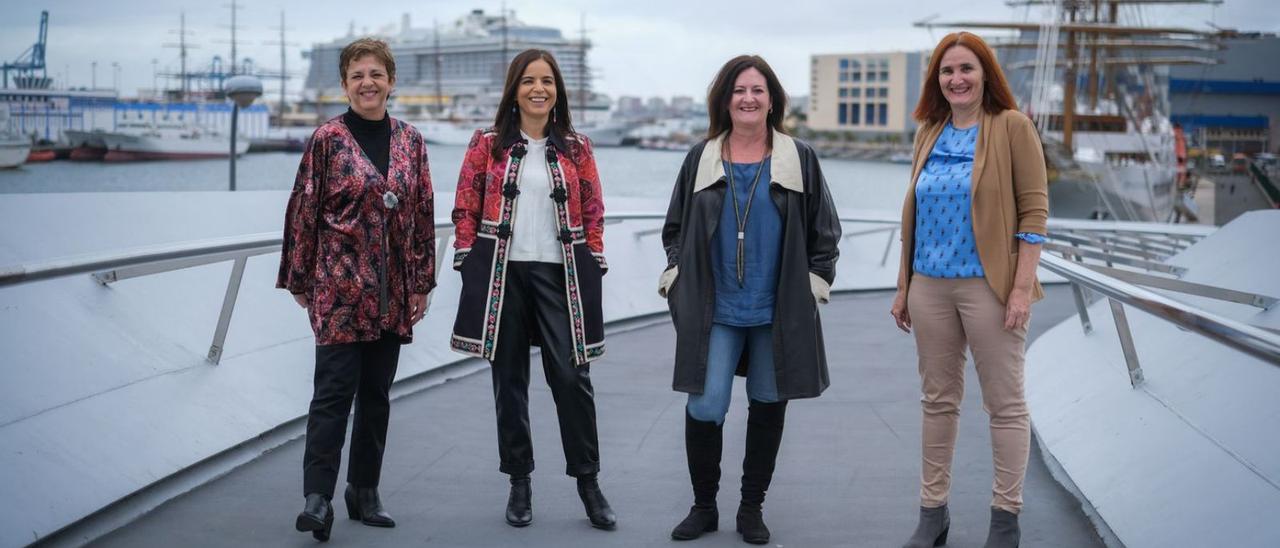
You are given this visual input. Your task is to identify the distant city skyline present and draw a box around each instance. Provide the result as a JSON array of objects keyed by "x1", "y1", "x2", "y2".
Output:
[{"x1": 1, "y1": 0, "x2": 1274, "y2": 103}]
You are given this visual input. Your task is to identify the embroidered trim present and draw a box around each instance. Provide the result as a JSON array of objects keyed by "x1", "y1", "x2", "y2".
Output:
[
  {"x1": 547, "y1": 150, "x2": 592, "y2": 365},
  {"x1": 480, "y1": 148, "x2": 523, "y2": 359}
]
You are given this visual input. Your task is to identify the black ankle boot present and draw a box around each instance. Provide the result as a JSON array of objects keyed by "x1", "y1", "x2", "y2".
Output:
[
  {"x1": 672, "y1": 411, "x2": 723, "y2": 540},
  {"x1": 343, "y1": 484, "x2": 395, "y2": 528},
  {"x1": 295, "y1": 493, "x2": 334, "y2": 542},
  {"x1": 737, "y1": 400, "x2": 787, "y2": 545},
  {"x1": 506, "y1": 475, "x2": 532, "y2": 527},
  {"x1": 576, "y1": 476, "x2": 617, "y2": 530},
  {"x1": 984, "y1": 508, "x2": 1020, "y2": 548}
]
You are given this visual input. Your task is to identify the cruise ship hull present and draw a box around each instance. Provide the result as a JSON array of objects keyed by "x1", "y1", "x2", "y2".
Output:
[
  {"x1": 0, "y1": 139, "x2": 31, "y2": 169},
  {"x1": 99, "y1": 132, "x2": 250, "y2": 162}
]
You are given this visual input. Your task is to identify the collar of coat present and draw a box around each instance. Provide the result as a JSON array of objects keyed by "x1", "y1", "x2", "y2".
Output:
[
  {"x1": 498, "y1": 126, "x2": 572, "y2": 155},
  {"x1": 693, "y1": 130, "x2": 803, "y2": 194}
]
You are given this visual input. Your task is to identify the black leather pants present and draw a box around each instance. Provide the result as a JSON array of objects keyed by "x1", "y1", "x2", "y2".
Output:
[
  {"x1": 302, "y1": 331, "x2": 400, "y2": 497},
  {"x1": 490, "y1": 261, "x2": 601, "y2": 478}
]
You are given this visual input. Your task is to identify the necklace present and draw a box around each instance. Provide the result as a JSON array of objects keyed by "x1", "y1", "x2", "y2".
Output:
[{"x1": 724, "y1": 138, "x2": 769, "y2": 287}]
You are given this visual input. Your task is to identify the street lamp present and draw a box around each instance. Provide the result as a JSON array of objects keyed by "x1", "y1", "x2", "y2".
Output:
[{"x1": 225, "y1": 75, "x2": 262, "y2": 191}]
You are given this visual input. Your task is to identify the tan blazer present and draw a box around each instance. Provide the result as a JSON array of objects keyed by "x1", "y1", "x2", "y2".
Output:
[{"x1": 896, "y1": 109, "x2": 1049, "y2": 304}]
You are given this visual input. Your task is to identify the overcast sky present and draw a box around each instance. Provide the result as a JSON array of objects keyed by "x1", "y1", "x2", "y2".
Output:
[{"x1": 2, "y1": 0, "x2": 1275, "y2": 102}]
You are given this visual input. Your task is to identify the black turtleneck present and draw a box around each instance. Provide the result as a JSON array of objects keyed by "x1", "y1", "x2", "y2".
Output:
[{"x1": 343, "y1": 108, "x2": 391, "y2": 178}]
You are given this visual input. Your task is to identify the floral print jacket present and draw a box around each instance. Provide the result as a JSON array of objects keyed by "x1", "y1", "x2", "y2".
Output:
[{"x1": 277, "y1": 115, "x2": 436, "y2": 345}]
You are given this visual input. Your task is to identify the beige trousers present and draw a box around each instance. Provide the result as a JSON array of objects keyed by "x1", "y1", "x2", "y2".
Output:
[{"x1": 907, "y1": 274, "x2": 1030, "y2": 514}]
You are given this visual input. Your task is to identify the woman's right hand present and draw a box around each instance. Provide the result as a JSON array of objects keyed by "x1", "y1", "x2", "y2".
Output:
[
  {"x1": 293, "y1": 293, "x2": 308, "y2": 309},
  {"x1": 890, "y1": 289, "x2": 911, "y2": 333}
]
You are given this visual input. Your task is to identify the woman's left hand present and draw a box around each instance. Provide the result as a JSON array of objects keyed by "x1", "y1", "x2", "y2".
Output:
[
  {"x1": 1004, "y1": 287, "x2": 1032, "y2": 331},
  {"x1": 410, "y1": 293, "x2": 431, "y2": 324}
]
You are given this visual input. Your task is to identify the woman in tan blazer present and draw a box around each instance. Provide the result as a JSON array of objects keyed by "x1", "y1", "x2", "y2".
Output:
[{"x1": 891, "y1": 32, "x2": 1048, "y2": 548}]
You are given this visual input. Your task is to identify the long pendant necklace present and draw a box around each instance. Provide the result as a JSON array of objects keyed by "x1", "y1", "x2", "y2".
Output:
[{"x1": 724, "y1": 139, "x2": 769, "y2": 287}]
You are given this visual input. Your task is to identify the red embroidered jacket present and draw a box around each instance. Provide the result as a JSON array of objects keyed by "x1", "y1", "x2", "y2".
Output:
[
  {"x1": 451, "y1": 128, "x2": 606, "y2": 269},
  {"x1": 277, "y1": 115, "x2": 436, "y2": 345},
  {"x1": 449, "y1": 128, "x2": 608, "y2": 364}
]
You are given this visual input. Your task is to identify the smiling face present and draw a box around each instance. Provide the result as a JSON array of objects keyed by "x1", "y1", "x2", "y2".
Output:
[
  {"x1": 937, "y1": 45, "x2": 985, "y2": 114},
  {"x1": 341, "y1": 54, "x2": 394, "y2": 119},
  {"x1": 728, "y1": 67, "x2": 770, "y2": 132},
  {"x1": 516, "y1": 59, "x2": 557, "y2": 122}
]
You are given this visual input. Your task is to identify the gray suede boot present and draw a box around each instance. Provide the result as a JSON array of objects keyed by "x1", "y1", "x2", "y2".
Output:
[
  {"x1": 902, "y1": 504, "x2": 950, "y2": 548},
  {"x1": 983, "y1": 508, "x2": 1020, "y2": 548}
]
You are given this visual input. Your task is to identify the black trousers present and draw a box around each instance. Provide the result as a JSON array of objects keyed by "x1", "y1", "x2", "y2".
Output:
[
  {"x1": 303, "y1": 330, "x2": 401, "y2": 498},
  {"x1": 491, "y1": 261, "x2": 601, "y2": 478}
]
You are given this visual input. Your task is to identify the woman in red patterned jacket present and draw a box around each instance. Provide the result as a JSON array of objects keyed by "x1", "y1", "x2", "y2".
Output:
[
  {"x1": 449, "y1": 49, "x2": 614, "y2": 531},
  {"x1": 277, "y1": 38, "x2": 435, "y2": 541}
]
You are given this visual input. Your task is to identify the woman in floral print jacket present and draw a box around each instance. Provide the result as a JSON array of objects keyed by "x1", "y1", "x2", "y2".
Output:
[
  {"x1": 277, "y1": 38, "x2": 434, "y2": 541},
  {"x1": 450, "y1": 49, "x2": 614, "y2": 531}
]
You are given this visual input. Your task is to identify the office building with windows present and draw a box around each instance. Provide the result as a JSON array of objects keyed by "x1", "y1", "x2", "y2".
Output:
[{"x1": 807, "y1": 51, "x2": 928, "y2": 140}]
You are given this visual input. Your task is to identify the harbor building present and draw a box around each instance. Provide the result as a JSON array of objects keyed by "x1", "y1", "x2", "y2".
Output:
[
  {"x1": 806, "y1": 50, "x2": 928, "y2": 141},
  {"x1": 1169, "y1": 34, "x2": 1280, "y2": 155}
]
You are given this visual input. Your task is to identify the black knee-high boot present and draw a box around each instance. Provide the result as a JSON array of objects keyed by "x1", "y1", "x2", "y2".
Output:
[
  {"x1": 737, "y1": 400, "x2": 787, "y2": 545},
  {"x1": 671, "y1": 411, "x2": 723, "y2": 540}
]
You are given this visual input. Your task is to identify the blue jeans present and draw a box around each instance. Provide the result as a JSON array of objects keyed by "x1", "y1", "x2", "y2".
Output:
[{"x1": 687, "y1": 323, "x2": 780, "y2": 425}]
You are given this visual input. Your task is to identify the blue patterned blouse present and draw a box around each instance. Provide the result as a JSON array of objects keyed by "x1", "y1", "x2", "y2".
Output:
[{"x1": 914, "y1": 122, "x2": 1043, "y2": 279}]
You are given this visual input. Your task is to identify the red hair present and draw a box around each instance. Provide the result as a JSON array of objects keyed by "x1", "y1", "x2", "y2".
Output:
[{"x1": 913, "y1": 32, "x2": 1018, "y2": 125}]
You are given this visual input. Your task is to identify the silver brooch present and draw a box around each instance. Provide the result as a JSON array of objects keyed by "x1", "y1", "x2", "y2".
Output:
[{"x1": 382, "y1": 191, "x2": 399, "y2": 210}]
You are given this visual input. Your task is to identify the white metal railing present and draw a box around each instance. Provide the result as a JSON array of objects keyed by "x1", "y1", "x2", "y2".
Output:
[
  {"x1": 1042, "y1": 226, "x2": 1280, "y2": 386},
  {"x1": 7, "y1": 213, "x2": 1274, "y2": 379},
  {"x1": 0, "y1": 212, "x2": 908, "y2": 363}
]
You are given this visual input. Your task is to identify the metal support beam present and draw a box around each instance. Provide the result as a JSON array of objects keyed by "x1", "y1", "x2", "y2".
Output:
[
  {"x1": 1071, "y1": 282, "x2": 1094, "y2": 334},
  {"x1": 1108, "y1": 299, "x2": 1145, "y2": 387},
  {"x1": 1086, "y1": 264, "x2": 1279, "y2": 309},
  {"x1": 881, "y1": 227, "x2": 898, "y2": 267},
  {"x1": 207, "y1": 257, "x2": 247, "y2": 365},
  {"x1": 92, "y1": 246, "x2": 278, "y2": 285},
  {"x1": 1043, "y1": 242, "x2": 1188, "y2": 275},
  {"x1": 1047, "y1": 231, "x2": 1170, "y2": 261}
]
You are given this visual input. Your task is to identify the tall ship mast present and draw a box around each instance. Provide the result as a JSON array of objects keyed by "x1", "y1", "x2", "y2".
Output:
[{"x1": 918, "y1": 0, "x2": 1229, "y2": 222}]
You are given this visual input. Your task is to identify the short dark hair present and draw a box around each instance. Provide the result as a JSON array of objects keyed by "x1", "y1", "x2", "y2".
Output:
[
  {"x1": 339, "y1": 38, "x2": 396, "y2": 82},
  {"x1": 705, "y1": 55, "x2": 788, "y2": 144},
  {"x1": 491, "y1": 49, "x2": 576, "y2": 161}
]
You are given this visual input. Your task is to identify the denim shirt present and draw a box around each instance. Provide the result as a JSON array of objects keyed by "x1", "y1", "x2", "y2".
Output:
[{"x1": 712, "y1": 158, "x2": 782, "y2": 326}]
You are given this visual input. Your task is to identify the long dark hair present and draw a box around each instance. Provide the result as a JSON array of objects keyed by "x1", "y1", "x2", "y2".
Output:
[
  {"x1": 913, "y1": 32, "x2": 1018, "y2": 125},
  {"x1": 705, "y1": 55, "x2": 788, "y2": 146},
  {"x1": 491, "y1": 49, "x2": 575, "y2": 160}
]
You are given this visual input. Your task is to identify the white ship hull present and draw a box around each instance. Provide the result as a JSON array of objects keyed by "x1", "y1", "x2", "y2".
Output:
[
  {"x1": 576, "y1": 121, "x2": 636, "y2": 147},
  {"x1": 99, "y1": 131, "x2": 250, "y2": 162},
  {"x1": 1044, "y1": 130, "x2": 1177, "y2": 222},
  {"x1": 0, "y1": 138, "x2": 32, "y2": 169},
  {"x1": 413, "y1": 120, "x2": 480, "y2": 146}
]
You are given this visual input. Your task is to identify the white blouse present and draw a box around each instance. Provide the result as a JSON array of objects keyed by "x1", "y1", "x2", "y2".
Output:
[{"x1": 509, "y1": 132, "x2": 564, "y2": 263}]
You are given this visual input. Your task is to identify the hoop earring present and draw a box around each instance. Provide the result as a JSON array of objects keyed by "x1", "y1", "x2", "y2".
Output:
[{"x1": 553, "y1": 106, "x2": 557, "y2": 124}]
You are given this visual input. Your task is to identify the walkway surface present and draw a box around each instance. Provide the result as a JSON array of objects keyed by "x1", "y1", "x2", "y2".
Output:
[{"x1": 91, "y1": 287, "x2": 1102, "y2": 547}]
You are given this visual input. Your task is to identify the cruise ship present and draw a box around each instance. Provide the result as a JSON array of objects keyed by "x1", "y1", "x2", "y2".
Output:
[{"x1": 302, "y1": 9, "x2": 632, "y2": 145}]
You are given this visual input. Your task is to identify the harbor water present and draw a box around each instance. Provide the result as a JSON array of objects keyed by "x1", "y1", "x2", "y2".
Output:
[{"x1": 0, "y1": 145, "x2": 913, "y2": 213}]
